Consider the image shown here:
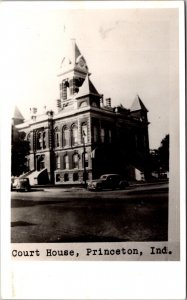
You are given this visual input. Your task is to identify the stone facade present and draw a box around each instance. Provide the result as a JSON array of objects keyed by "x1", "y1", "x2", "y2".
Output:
[{"x1": 13, "y1": 39, "x2": 150, "y2": 185}]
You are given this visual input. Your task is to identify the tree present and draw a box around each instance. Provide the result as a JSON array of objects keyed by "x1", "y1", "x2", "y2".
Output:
[
  {"x1": 158, "y1": 134, "x2": 169, "y2": 172},
  {"x1": 11, "y1": 126, "x2": 30, "y2": 176},
  {"x1": 149, "y1": 149, "x2": 160, "y2": 174},
  {"x1": 149, "y1": 134, "x2": 169, "y2": 177}
]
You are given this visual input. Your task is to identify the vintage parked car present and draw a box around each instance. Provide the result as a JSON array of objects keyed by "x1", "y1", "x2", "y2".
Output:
[
  {"x1": 15, "y1": 178, "x2": 31, "y2": 192},
  {"x1": 11, "y1": 177, "x2": 19, "y2": 191},
  {"x1": 87, "y1": 174, "x2": 129, "y2": 191}
]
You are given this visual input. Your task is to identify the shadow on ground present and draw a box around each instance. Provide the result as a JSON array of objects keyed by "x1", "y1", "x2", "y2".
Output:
[{"x1": 11, "y1": 221, "x2": 36, "y2": 227}]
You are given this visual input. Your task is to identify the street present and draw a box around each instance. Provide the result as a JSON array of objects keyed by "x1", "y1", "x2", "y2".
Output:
[{"x1": 11, "y1": 183, "x2": 168, "y2": 243}]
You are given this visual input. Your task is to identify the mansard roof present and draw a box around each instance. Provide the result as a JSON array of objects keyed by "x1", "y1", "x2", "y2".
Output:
[
  {"x1": 131, "y1": 95, "x2": 148, "y2": 112},
  {"x1": 12, "y1": 106, "x2": 24, "y2": 120},
  {"x1": 76, "y1": 75, "x2": 100, "y2": 99}
]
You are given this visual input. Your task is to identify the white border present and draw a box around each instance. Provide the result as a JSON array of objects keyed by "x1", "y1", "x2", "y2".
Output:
[{"x1": 1, "y1": 1, "x2": 185, "y2": 299}]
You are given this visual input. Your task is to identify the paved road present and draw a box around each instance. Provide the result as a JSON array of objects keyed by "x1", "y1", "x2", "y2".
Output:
[{"x1": 11, "y1": 183, "x2": 168, "y2": 243}]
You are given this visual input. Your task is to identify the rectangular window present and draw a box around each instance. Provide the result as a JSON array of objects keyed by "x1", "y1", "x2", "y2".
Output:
[
  {"x1": 64, "y1": 155, "x2": 69, "y2": 169},
  {"x1": 93, "y1": 126, "x2": 99, "y2": 142},
  {"x1": 73, "y1": 154, "x2": 79, "y2": 169},
  {"x1": 72, "y1": 126, "x2": 78, "y2": 145},
  {"x1": 63, "y1": 128, "x2": 69, "y2": 147},
  {"x1": 56, "y1": 133, "x2": 60, "y2": 147},
  {"x1": 56, "y1": 174, "x2": 61, "y2": 182},
  {"x1": 56, "y1": 155, "x2": 60, "y2": 169}
]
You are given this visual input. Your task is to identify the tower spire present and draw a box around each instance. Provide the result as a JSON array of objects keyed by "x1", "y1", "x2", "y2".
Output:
[
  {"x1": 12, "y1": 106, "x2": 24, "y2": 125},
  {"x1": 58, "y1": 39, "x2": 89, "y2": 106},
  {"x1": 131, "y1": 94, "x2": 148, "y2": 112}
]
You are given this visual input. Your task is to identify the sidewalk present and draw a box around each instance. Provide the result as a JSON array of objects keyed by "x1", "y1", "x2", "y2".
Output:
[{"x1": 32, "y1": 180, "x2": 168, "y2": 192}]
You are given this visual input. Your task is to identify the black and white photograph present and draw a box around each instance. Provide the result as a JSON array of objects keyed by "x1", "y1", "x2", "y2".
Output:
[{"x1": 1, "y1": 1, "x2": 185, "y2": 299}]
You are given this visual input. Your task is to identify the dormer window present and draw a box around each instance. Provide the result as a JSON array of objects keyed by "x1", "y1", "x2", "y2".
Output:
[
  {"x1": 92, "y1": 102, "x2": 97, "y2": 107},
  {"x1": 79, "y1": 101, "x2": 87, "y2": 108}
]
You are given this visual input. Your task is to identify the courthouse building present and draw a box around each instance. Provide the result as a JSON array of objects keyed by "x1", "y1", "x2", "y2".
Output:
[{"x1": 13, "y1": 39, "x2": 150, "y2": 185}]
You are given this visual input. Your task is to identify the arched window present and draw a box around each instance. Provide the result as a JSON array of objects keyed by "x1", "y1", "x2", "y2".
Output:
[
  {"x1": 72, "y1": 153, "x2": 79, "y2": 169},
  {"x1": 81, "y1": 123, "x2": 88, "y2": 143},
  {"x1": 55, "y1": 127, "x2": 60, "y2": 148},
  {"x1": 71, "y1": 124, "x2": 78, "y2": 146},
  {"x1": 56, "y1": 134, "x2": 59, "y2": 147},
  {"x1": 43, "y1": 132, "x2": 46, "y2": 149},
  {"x1": 64, "y1": 154, "x2": 69, "y2": 169},
  {"x1": 85, "y1": 153, "x2": 88, "y2": 168},
  {"x1": 55, "y1": 153, "x2": 60, "y2": 169},
  {"x1": 65, "y1": 80, "x2": 71, "y2": 98},
  {"x1": 37, "y1": 132, "x2": 42, "y2": 149},
  {"x1": 62, "y1": 126, "x2": 69, "y2": 147},
  {"x1": 27, "y1": 133, "x2": 31, "y2": 150}
]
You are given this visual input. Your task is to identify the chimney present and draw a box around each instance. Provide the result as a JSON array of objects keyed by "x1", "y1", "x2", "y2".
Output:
[
  {"x1": 47, "y1": 110, "x2": 54, "y2": 119},
  {"x1": 106, "y1": 98, "x2": 111, "y2": 107},
  {"x1": 30, "y1": 107, "x2": 37, "y2": 121},
  {"x1": 56, "y1": 99, "x2": 62, "y2": 112}
]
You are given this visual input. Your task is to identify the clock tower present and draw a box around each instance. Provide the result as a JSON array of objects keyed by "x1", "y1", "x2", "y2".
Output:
[{"x1": 57, "y1": 39, "x2": 89, "y2": 109}]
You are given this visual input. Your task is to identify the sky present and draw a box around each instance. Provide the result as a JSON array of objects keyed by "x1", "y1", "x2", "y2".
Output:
[{"x1": 0, "y1": 2, "x2": 179, "y2": 149}]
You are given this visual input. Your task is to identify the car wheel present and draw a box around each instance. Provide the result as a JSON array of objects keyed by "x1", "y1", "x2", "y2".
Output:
[
  {"x1": 119, "y1": 182, "x2": 128, "y2": 190},
  {"x1": 96, "y1": 186, "x2": 102, "y2": 191}
]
